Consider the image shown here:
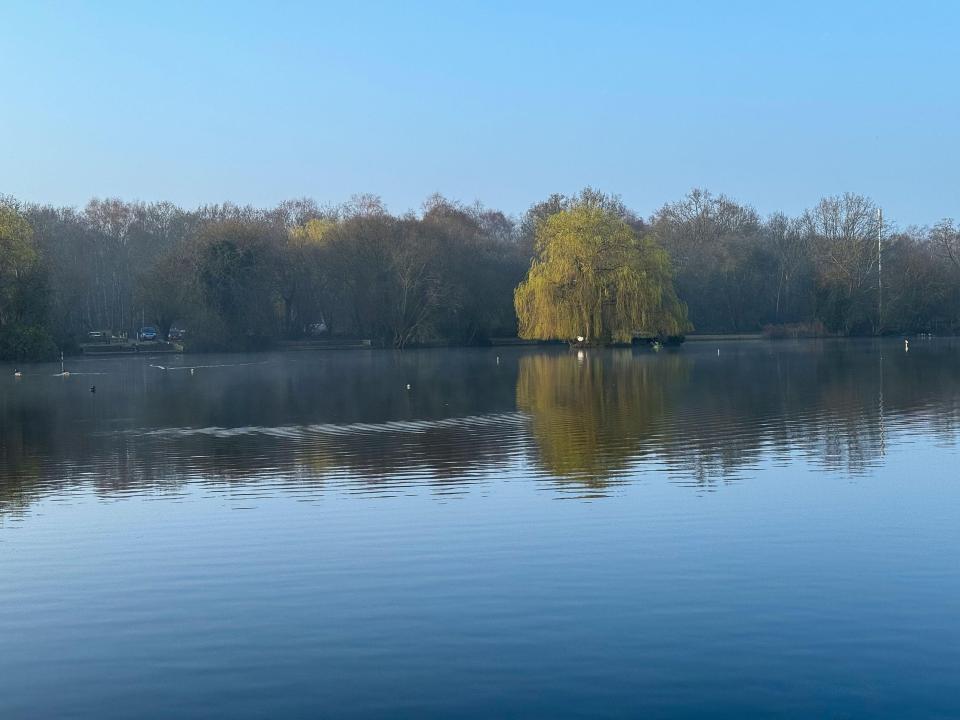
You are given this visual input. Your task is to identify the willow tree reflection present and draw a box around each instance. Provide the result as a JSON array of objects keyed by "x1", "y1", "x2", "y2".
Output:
[
  {"x1": 515, "y1": 341, "x2": 960, "y2": 488},
  {"x1": 516, "y1": 350, "x2": 690, "y2": 485}
]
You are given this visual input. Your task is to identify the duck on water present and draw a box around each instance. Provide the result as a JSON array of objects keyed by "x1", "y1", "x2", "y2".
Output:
[{"x1": 568, "y1": 334, "x2": 684, "y2": 350}]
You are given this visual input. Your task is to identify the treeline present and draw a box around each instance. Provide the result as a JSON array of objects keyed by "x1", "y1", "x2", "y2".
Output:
[
  {"x1": 1, "y1": 188, "x2": 960, "y2": 360},
  {"x1": 653, "y1": 190, "x2": 960, "y2": 336},
  {"x1": 1, "y1": 194, "x2": 527, "y2": 357}
]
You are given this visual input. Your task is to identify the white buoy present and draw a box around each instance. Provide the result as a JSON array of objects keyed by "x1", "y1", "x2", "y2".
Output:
[
  {"x1": 406, "y1": 383, "x2": 411, "y2": 390},
  {"x1": 57, "y1": 352, "x2": 70, "y2": 377},
  {"x1": 905, "y1": 339, "x2": 909, "y2": 352},
  {"x1": 718, "y1": 348, "x2": 720, "y2": 356},
  {"x1": 13, "y1": 369, "x2": 21, "y2": 378}
]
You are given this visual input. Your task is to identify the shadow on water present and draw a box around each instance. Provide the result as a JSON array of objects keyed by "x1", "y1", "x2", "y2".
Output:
[{"x1": 2, "y1": 339, "x2": 960, "y2": 512}]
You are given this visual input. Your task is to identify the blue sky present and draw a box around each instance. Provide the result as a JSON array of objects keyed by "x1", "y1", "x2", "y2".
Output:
[{"x1": 1, "y1": 1, "x2": 958, "y2": 225}]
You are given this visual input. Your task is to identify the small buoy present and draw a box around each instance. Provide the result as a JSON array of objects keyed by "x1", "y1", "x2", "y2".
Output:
[
  {"x1": 717, "y1": 348, "x2": 720, "y2": 356},
  {"x1": 190, "y1": 368, "x2": 195, "y2": 375},
  {"x1": 13, "y1": 369, "x2": 21, "y2": 378},
  {"x1": 905, "y1": 339, "x2": 909, "y2": 352},
  {"x1": 90, "y1": 385, "x2": 96, "y2": 394},
  {"x1": 496, "y1": 356, "x2": 500, "y2": 365},
  {"x1": 406, "y1": 383, "x2": 411, "y2": 390}
]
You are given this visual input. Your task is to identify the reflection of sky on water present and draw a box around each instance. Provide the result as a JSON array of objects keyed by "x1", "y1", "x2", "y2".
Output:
[{"x1": 2, "y1": 341, "x2": 960, "y2": 718}]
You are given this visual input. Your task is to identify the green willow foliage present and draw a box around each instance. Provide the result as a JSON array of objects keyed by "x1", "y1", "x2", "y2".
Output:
[
  {"x1": 515, "y1": 203, "x2": 690, "y2": 343},
  {"x1": 0, "y1": 201, "x2": 56, "y2": 360}
]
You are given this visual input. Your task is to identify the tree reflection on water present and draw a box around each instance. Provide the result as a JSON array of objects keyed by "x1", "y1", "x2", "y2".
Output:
[
  {"x1": 516, "y1": 350, "x2": 686, "y2": 486},
  {"x1": 1, "y1": 341, "x2": 959, "y2": 513}
]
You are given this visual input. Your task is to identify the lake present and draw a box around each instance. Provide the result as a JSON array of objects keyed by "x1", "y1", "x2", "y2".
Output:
[{"x1": 1, "y1": 340, "x2": 959, "y2": 718}]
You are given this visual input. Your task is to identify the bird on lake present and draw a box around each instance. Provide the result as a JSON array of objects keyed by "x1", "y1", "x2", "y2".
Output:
[
  {"x1": 90, "y1": 385, "x2": 96, "y2": 394},
  {"x1": 14, "y1": 369, "x2": 22, "y2": 378}
]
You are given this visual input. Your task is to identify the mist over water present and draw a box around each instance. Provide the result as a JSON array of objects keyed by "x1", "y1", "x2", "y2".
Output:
[{"x1": 2, "y1": 341, "x2": 959, "y2": 718}]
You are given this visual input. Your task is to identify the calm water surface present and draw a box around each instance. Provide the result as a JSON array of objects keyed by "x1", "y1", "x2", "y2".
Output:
[{"x1": 1, "y1": 340, "x2": 959, "y2": 718}]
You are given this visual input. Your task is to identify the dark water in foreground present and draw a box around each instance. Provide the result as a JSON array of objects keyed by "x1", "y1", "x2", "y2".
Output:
[{"x1": 1, "y1": 340, "x2": 959, "y2": 719}]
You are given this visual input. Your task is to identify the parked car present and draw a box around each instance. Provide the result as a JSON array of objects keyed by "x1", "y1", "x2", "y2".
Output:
[
  {"x1": 138, "y1": 326, "x2": 159, "y2": 342},
  {"x1": 168, "y1": 327, "x2": 187, "y2": 341}
]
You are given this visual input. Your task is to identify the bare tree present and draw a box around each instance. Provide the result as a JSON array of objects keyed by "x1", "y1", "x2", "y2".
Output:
[
  {"x1": 802, "y1": 193, "x2": 882, "y2": 334},
  {"x1": 930, "y1": 219, "x2": 960, "y2": 273}
]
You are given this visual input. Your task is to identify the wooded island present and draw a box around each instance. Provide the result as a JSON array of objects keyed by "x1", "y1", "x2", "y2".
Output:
[{"x1": 2, "y1": 188, "x2": 958, "y2": 360}]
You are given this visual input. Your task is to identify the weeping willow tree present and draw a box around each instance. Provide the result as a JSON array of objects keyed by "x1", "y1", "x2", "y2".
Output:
[{"x1": 514, "y1": 202, "x2": 690, "y2": 344}]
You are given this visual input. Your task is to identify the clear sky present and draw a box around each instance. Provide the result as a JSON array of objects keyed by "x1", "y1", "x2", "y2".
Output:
[{"x1": 1, "y1": 1, "x2": 958, "y2": 225}]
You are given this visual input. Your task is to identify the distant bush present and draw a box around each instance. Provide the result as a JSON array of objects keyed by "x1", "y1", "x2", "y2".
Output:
[
  {"x1": 0, "y1": 324, "x2": 59, "y2": 361},
  {"x1": 762, "y1": 321, "x2": 830, "y2": 339}
]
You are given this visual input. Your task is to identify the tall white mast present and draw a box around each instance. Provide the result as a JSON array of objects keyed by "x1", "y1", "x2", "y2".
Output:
[{"x1": 877, "y1": 207, "x2": 883, "y2": 333}]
